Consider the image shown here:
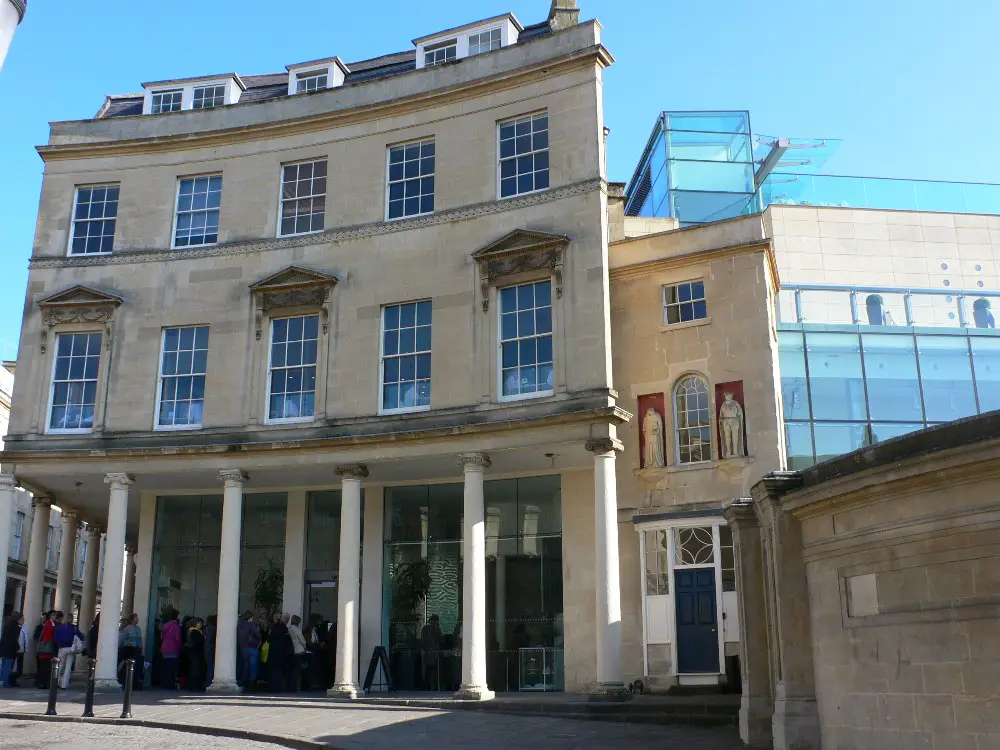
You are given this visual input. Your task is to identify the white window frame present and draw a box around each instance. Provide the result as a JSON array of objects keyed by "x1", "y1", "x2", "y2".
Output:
[
  {"x1": 497, "y1": 111, "x2": 550, "y2": 200},
  {"x1": 264, "y1": 314, "x2": 320, "y2": 425},
  {"x1": 468, "y1": 27, "x2": 502, "y2": 56},
  {"x1": 663, "y1": 280, "x2": 708, "y2": 326},
  {"x1": 295, "y1": 70, "x2": 328, "y2": 93},
  {"x1": 673, "y1": 374, "x2": 712, "y2": 465},
  {"x1": 497, "y1": 280, "x2": 555, "y2": 403},
  {"x1": 384, "y1": 138, "x2": 435, "y2": 221},
  {"x1": 192, "y1": 83, "x2": 226, "y2": 109},
  {"x1": 171, "y1": 173, "x2": 223, "y2": 249},
  {"x1": 12, "y1": 511, "x2": 24, "y2": 559},
  {"x1": 424, "y1": 39, "x2": 457, "y2": 67},
  {"x1": 154, "y1": 325, "x2": 210, "y2": 431},
  {"x1": 276, "y1": 159, "x2": 327, "y2": 238},
  {"x1": 150, "y1": 89, "x2": 183, "y2": 114},
  {"x1": 67, "y1": 183, "x2": 120, "y2": 257},
  {"x1": 378, "y1": 300, "x2": 432, "y2": 416},
  {"x1": 46, "y1": 331, "x2": 103, "y2": 435}
]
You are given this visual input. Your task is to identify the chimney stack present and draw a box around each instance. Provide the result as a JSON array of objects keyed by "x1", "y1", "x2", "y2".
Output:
[{"x1": 548, "y1": 0, "x2": 580, "y2": 32}]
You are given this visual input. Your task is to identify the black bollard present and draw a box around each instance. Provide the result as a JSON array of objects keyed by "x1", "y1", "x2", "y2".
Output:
[
  {"x1": 45, "y1": 657, "x2": 61, "y2": 716},
  {"x1": 120, "y1": 659, "x2": 135, "y2": 719},
  {"x1": 82, "y1": 658, "x2": 97, "y2": 718}
]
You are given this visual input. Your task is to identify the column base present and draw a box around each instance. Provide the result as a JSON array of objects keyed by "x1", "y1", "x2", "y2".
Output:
[
  {"x1": 454, "y1": 684, "x2": 495, "y2": 701},
  {"x1": 588, "y1": 681, "x2": 633, "y2": 702},
  {"x1": 772, "y1": 695, "x2": 820, "y2": 750},
  {"x1": 207, "y1": 679, "x2": 241, "y2": 693},
  {"x1": 327, "y1": 683, "x2": 360, "y2": 700},
  {"x1": 740, "y1": 694, "x2": 774, "y2": 748}
]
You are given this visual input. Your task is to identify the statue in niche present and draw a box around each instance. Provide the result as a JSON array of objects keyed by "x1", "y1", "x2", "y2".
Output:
[
  {"x1": 642, "y1": 407, "x2": 665, "y2": 468},
  {"x1": 719, "y1": 392, "x2": 745, "y2": 459}
]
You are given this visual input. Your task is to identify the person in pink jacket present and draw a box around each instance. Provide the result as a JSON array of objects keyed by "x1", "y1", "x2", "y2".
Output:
[{"x1": 159, "y1": 608, "x2": 182, "y2": 689}]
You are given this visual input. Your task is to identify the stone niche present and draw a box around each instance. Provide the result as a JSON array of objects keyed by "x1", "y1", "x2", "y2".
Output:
[
  {"x1": 637, "y1": 392, "x2": 666, "y2": 469},
  {"x1": 715, "y1": 380, "x2": 746, "y2": 459}
]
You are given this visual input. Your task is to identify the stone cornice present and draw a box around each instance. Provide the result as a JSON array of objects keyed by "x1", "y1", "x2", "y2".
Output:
[
  {"x1": 28, "y1": 178, "x2": 604, "y2": 271},
  {"x1": 38, "y1": 44, "x2": 612, "y2": 162}
]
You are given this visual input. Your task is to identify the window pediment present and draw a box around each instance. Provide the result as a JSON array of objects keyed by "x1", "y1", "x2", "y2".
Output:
[
  {"x1": 36, "y1": 285, "x2": 124, "y2": 353},
  {"x1": 472, "y1": 229, "x2": 569, "y2": 311},
  {"x1": 249, "y1": 265, "x2": 339, "y2": 339}
]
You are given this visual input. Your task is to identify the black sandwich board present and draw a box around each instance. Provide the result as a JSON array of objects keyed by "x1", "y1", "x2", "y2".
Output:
[{"x1": 363, "y1": 645, "x2": 395, "y2": 695}]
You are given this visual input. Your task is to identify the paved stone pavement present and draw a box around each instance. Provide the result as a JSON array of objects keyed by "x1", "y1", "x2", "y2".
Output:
[
  {"x1": 0, "y1": 718, "x2": 281, "y2": 749},
  {"x1": 0, "y1": 687, "x2": 745, "y2": 749}
]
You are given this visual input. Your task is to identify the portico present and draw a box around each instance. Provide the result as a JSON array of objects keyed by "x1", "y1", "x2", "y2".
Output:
[{"x1": 1, "y1": 407, "x2": 630, "y2": 697}]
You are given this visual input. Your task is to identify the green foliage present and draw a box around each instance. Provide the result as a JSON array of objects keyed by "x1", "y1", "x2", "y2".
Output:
[
  {"x1": 253, "y1": 556, "x2": 284, "y2": 622},
  {"x1": 390, "y1": 559, "x2": 431, "y2": 619}
]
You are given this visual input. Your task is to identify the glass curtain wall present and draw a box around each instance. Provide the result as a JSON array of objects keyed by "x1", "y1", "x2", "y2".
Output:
[
  {"x1": 779, "y1": 329, "x2": 1000, "y2": 468},
  {"x1": 304, "y1": 491, "x2": 342, "y2": 638},
  {"x1": 149, "y1": 495, "x2": 223, "y2": 651},
  {"x1": 238, "y1": 493, "x2": 287, "y2": 616},
  {"x1": 382, "y1": 476, "x2": 563, "y2": 692}
]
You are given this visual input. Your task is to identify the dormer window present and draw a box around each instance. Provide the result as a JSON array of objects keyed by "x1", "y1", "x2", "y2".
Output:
[
  {"x1": 285, "y1": 57, "x2": 348, "y2": 96},
  {"x1": 413, "y1": 13, "x2": 522, "y2": 70},
  {"x1": 142, "y1": 75, "x2": 243, "y2": 115},
  {"x1": 151, "y1": 90, "x2": 182, "y2": 114},
  {"x1": 468, "y1": 28, "x2": 501, "y2": 56},
  {"x1": 193, "y1": 84, "x2": 226, "y2": 109},
  {"x1": 296, "y1": 71, "x2": 328, "y2": 93},
  {"x1": 424, "y1": 40, "x2": 457, "y2": 67}
]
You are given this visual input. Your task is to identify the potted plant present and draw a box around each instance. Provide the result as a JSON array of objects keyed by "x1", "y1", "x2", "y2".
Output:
[
  {"x1": 390, "y1": 558, "x2": 431, "y2": 689},
  {"x1": 253, "y1": 556, "x2": 284, "y2": 624}
]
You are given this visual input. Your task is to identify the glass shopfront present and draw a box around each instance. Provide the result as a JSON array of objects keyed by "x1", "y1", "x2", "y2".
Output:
[
  {"x1": 382, "y1": 476, "x2": 563, "y2": 692},
  {"x1": 779, "y1": 328, "x2": 1000, "y2": 469}
]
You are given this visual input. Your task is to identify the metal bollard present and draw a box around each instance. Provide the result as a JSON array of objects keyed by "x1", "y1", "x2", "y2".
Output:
[
  {"x1": 120, "y1": 659, "x2": 135, "y2": 719},
  {"x1": 45, "y1": 657, "x2": 61, "y2": 716},
  {"x1": 82, "y1": 658, "x2": 97, "y2": 718}
]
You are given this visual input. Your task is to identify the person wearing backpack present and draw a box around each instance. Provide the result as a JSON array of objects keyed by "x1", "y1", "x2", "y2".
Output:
[{"x1": 236, "y1": 611, "x2": 261, "y2": 692}]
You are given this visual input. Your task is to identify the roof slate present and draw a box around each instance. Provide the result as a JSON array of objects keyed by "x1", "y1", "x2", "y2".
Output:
[{"x1": 96, "y1": 21, "x2": 552, "y2": 120}]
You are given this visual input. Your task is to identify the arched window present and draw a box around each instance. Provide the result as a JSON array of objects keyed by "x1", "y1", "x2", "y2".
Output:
[{"x1": 673, "y1": 375, "x2": 711, "y2": 464}]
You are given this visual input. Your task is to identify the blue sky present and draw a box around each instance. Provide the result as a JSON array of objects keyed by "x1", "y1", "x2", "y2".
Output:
[{"x1": 1, "y1": 0, "x2": 998, "y2": 359}]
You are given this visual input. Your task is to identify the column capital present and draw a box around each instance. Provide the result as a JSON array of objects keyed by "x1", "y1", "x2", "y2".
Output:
[
  {"x1": 218, "y1": 469, "x2": 249, "y2": 486},
  {"x1": 585, "y1": 437, "x2": 623, "y2": 455},
  {"x1": 104, "y1": 473, "x2": 136, "y2": 488},
  {"x1": 32, "y1": 495, "x2": 52, "y2": 509},
  {"x1": 60, "y1": 509, "x2": 80, "y2": 523},
  {"x1": 335, "y1": 463, "x2": 369, "y2": 480},
  {"x1": 0, "y1": 474, "x2": 18, "y2": 489},
  {"x1": 457, "y1": 452, "x2": 492, "y2": 470}
]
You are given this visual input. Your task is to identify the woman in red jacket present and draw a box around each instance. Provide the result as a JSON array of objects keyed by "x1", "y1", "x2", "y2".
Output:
[{"x1": 35, "y1": 611, "x2": 58, "y2": 689}]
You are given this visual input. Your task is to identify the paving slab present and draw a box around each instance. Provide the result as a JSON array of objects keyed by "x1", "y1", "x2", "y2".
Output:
[{"x1": 0, "y1": 686, "x2": 745, "y2": 749}]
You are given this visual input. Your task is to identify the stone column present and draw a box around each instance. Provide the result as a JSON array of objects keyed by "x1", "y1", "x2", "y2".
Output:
[
  {"x1": 122, "y1": 546, "x2": 137, "y2": 615},
  {"x1": 54, "y1": 509, "x2": 79, "y2": 616},
  {"x1": 329, "y1": 464, "x2": 368, "y2": 699},
  {"x1": 210, "y1": 469, "x2": 247, "y2": 692},
  {"x1": 723, "y1": 499, "x2": 773, "y2": 748},
  {"x1": 752, "y1": 473, "x2": 820, "y2": 750},
  {"x1": 455, "y1": 452, "x2": 493, "y2": 701},
  {"x1": 586, "y1": 437, "x2": 630, "y2": 701},
  {"x1": 0, "y1": 476, "x2": 15, "y2": 620},
  {"x1": 22, "y1": 495, "x2": 52, "y2": 671},
  {"x1": 78, "y1": 525, "x2": 103, "y2": 636},
  {"x1": 96, "y1": 473, "x2": 133, "y2": 687}
]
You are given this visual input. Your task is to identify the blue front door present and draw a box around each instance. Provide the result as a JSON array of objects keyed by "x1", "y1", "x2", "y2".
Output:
[{"x1": 674, "y1": 568, "x2": 719, "y2": 673}]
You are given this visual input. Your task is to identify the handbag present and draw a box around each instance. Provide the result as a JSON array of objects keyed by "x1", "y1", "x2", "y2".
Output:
[
  {"x1": 38, "y1": 639, "x2": 56, "y2": 656},
  {"x1": 72, "y1": 635, "x2": 85, "y2": 655},
  {"x1": 260, "y1": 641, "x2": 270, "y2": 664}
]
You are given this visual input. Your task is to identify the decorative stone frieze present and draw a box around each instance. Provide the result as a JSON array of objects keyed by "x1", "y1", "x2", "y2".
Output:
[
  {"x1": 248, "y1": 265, "x2": 339, "y2": 340},
  {"x1": 471, "y1": 228, "x2": 570, "y2": 312},
  {"x1": 36, "y1": 284, "x2": 124, "y2": 353}
]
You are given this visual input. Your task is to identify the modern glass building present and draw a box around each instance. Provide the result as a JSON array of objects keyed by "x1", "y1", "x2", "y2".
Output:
[
  {"x1": 777, "y1": 285, "x2": 1000, "y2": 469},
  {"x1": 624, "y1": 109, "x2": 1000, "y2": 226}
]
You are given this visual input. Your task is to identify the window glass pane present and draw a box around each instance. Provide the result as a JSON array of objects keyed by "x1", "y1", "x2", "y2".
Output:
[
  {"x1": 49, "y1": 332, "x2": 102, "y2": 430},
  {"x1": 498, "y1": 113, "x2": 548, "y2": 198},
  {"x1": 813, "y1": 422, "x2": 867, "y2": 464},
  {"x1": 175, "y1": 176, "x2": 222, "y2": 247},
  {"x1": 500, "y1": 281, "x2": 553, "y2": 398},
  {"x1": 674, "y1": 376, "x2": 711, "y2": 463},
  {"x1": 972, "y1": 338, "x2": 1000, "y2": 412},
  {"x1": 267, "y1": 315, "x2": 318, "y2": 420},
  {"x1": 306, "y1": 491, "x2": 341, "y2": 572},
  {"x1": 70, "y1": 185, "x2": 119, "y2": 255},
  {"x1": 862, "y1": 334, "x2": 923, "y2": 422},
  {"x1": 805, "y1": 333, "x2": 867, "y2": 421},
  {"x1": 279, "y1": 160, "x2": 326, "y2": 235},
  {"x1": 778, "y1": 332, "x2": 810, "y2": 420},
  {"x1": 387, "y1": 140, "x2": 435, "y2": 219},
  {"x1": 868, "y1": 422, "x2": 925, "y2": 443},
  {"x1": 784, "y1": 421, "x2": 814, "y2": 470},
  {"x1": 916, "y1": 336, "x2": 976, "y2": 422}
]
